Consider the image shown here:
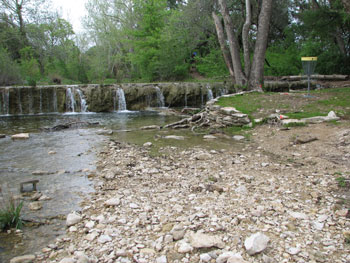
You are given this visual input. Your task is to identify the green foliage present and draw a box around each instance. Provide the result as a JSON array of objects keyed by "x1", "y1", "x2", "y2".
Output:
[
  {"x1": 196, "y1": 48, "x2": 229, "y2": 78},
  {"x1": 129, "y1": 0, "x2": 168, "y2": 81},
  {"x1": 265, "y1": 44, "x2": 301, "y2": 76},
  {"x1": 19, "y1": 47, "x2": 41, "y2": 86},
  {"x1": 336, "y1": 176, "x2": 347, "y2": 188},
  {"x1": 0, "y1": 199, "x2": 23, "y2": 231},
  {"x1": 0, "y1": 47, "x2": 22, "y2": 85}
]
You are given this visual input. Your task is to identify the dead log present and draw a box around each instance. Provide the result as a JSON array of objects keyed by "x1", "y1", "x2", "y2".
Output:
[{"x1": 281, "y1": 74, "x2": 348, "y2": 81}]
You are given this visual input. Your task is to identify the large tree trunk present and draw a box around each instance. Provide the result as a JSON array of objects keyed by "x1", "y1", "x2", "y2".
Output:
[
  {"x1": 218, "y1": 0, "x2": 247, "y2": 85},
  {"x1": 242, "y1": 0, "x2": 251, "y2": 77},
  {"x1": 212, "y1": 12, "x2": 234, "y2": 80},
  {"x1": 249, "y1": 0, "x2": 273, "y2": 90}
]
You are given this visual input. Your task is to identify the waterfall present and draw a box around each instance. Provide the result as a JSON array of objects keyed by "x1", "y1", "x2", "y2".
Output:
[
  {"x1": 39, "y1": 88, "x2": 43, "y2": 113},
  {"x1": 18, "y1": 88, "x2": 23, "y2": 115},
  {"x1": 184, "y1": 87, "x2": 188, "y2": 108},
  {"x1": 154, "y1": 86, "x2": 165, "y2": 108},
  {"x1": 219, "y1": 87, "x2": 228, "y2": 97},
  {"x1": 53, "y1": 88, "x2": 58, "y2": 113},
  {"x1": 77, "y1": 89, "x2": 88, "y2": 113},
  {"x1": 66, "y1": 87, "x2": 76, "y2": 112},
  {"x1": 201, "y1": 88, "x2": 204, "y2": 108},
  {"x1": 28, "y1": 89, "x2": 34, "y2": 114},
  {"x1": 116, "y1": 88, "x2": 127, "y2": 111},
  {"x1": 3, "y1": 88, "x2": 9, "y2": 115},
  {"x1": 206, "y1": 85, "x2": 214, "y2": 101}
]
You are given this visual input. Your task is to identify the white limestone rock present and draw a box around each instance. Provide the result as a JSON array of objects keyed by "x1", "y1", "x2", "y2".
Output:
[
  {"x1": 10, "y1": 255, "x2": 36, "y2": 263},
  {"x1": 11, "y1": 133, "x2": 30, "y2": 140},
  {"x1": 190, "y1": 232, "x2": 224, "y2": 249},
  {"x1": 98, "y1": 235, "x2": 112, "y2": 244},
  {"x1": 244, "y1": 232, "x2": 270, "y2": 256},
  {"x1": 177, "y1": 240, "x2": 193, "y2": 253},
  {"x1": 164, "y1": 135, "x2": 185, "y2": 140},
  {"x1": 156, "y1": 255, "x2": 167, "y2": 263},
  {"x1": 105, "y1": 198, "x2": 121, "y2": 206},
  {"x1": 66, "y1": 212, "x2": 82, "y2": 227}
]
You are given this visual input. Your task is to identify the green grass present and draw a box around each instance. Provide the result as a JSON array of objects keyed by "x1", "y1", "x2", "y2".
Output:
[
  {"x1": 0, "y1": 199, "x2": 23, "y2": 231},
  {"x1": 215, "y1": 87, "x2": 350, "y2": 120},
  {"x1": 216, "y1": 92, "x2": 264, "y2": 115}
]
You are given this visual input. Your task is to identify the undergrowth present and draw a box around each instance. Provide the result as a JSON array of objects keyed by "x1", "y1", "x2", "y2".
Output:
[{"x1": 0, "y1": 195, "x2": 23, "y2": 231}]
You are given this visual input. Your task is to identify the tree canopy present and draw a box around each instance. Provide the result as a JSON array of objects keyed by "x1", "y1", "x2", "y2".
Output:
[{"x1": 0, "y1": 0, "x2": 349, "y2": 86}]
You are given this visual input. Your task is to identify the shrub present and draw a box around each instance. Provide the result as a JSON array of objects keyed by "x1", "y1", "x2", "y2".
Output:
[{"x1": 0, "y1": 197, "x2": 23, "y2": 231}]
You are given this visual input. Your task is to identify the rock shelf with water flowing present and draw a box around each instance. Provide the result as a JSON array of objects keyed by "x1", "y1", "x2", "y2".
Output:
[{"x1": 0, "y1": 83, "x2": 232, "y2": 115}]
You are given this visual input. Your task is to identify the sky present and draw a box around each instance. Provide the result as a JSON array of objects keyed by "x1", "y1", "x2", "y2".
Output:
[{"x1": 52, "y1": 0, "x2": 89, "y2": 33}]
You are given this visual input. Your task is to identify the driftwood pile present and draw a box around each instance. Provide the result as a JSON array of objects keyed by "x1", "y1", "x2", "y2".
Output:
[{"x1": 165, "y1": 95, "x2": 251, "y2": 132}]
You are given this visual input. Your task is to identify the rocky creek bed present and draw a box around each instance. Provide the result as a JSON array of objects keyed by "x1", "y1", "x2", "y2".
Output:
[{"x1": 10, "y1": 120, "x2": 349, "y2": 263}]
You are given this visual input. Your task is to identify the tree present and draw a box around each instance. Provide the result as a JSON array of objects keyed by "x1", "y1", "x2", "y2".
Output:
[{"x1": 213, "y1": 0, "x2": 273, "y2": 89}]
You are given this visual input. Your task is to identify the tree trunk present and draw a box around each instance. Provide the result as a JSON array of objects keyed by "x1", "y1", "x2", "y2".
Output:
[
  {"x1": 218, "y1": 0, "x2": 246, "y2": 85},
  {"x1": 242, "y1": 0, "x2": 251, "y2": 77},
  {"x1": 334, "y1": 28, "x2": 347, "y2": 56},
  {"x1": 249, "y1": 0, "x2": 273, "y2": 90},
  {"x1": 15, "y1": 0, "x2": 26, "y2": 41},
  {"x1": 342, "y1": 0, "x2": 350, "y2": 13},
  {"x1": 212, "y1": 12, "x2": 235, "y2": 80}
]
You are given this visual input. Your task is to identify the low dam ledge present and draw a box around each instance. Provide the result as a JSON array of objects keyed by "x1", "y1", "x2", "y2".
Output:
[{"x1": 0, "y1": 82, "x2": 234, "y2": 115}]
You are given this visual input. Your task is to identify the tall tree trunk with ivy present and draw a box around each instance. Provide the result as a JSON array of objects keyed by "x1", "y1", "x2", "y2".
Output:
[{"x1": 214, "y1": 0, "x2": 273, "y2": 90}]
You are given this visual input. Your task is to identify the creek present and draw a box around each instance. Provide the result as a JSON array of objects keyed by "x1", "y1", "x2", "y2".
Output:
[{"x1": 0, "y1": 110, "x2": 238, "y2": 262}]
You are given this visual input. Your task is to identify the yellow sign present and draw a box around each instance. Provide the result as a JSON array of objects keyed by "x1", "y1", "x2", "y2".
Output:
[{"x1": 301, "y1": 57, "x2": 318, "y2": 61}]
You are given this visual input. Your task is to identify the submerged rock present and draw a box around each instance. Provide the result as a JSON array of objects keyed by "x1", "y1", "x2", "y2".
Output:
[
  {"x1": 0, "y1": 134, "x2": 5, "y2": 139},
  {"x1": 28, "y1": 202, "x2": 42, "y2": 211}
]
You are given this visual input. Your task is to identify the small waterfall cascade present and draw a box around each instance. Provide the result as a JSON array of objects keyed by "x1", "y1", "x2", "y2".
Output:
[
  {"x1": 4, "y1": 89, "x2": 10, "y2": 115},
  {"x1": 154, "y1": 86, "x2": 165, "y2": 108},
  {"x1": 77, "y1": 89, "x2": 88, "y2": 113},
  {"x1": 201, "y1": 88, "x2": 204, "y2": 108},
  {"x1": 206, "y1": 85, "x2": 214, "y2": 101},
  {"x1": 116, "y1": 88, "x2": 127, "y2": 111},
  {"x1": 66, "y1": 87, "x2": 76, "y2": 112},
  {"x1": 53, "y1": 88, "x2": 58, "y2": 112},
  {"x1": 28, "y1": 89, "x2": 34, "y2": 114},
  {"x1": 184, "y1": 87, "x2": 188, "y2": 108},
  {"x1": 18, "y1": 88, "x2": 23, "y2": 115},
  {"x1": 218, "y1": 87, "x2": 228, "y2": 97},
  {"x1": 39, "y1": 88, "x2": 43, "y2": 113}
]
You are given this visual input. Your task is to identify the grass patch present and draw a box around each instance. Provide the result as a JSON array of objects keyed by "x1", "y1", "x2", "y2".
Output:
[
  {"x1": 0, "y1": 198, "x2": 23, "y2": 231},
  {"x1": 215, "y1": 87, "x2": 350, "y2": 120},
  {"x1": 216, "y1": 92, "x2": 264, "y2": 115}
]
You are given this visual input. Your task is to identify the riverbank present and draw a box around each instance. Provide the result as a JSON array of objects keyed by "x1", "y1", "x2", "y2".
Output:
[{"x1": 29, "y1": 119, "x2": 350, "y2": 263}]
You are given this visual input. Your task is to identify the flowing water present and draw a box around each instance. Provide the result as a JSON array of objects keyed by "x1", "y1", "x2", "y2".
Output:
[
  {"x1": 116, "y1": 88, "x2": 127, "y2": 111},
  {"x1": 154, "y1": 86, "x2": 165, "y2": 108},
  {"x1": 0, "y1": 111, "x2": 239, "y2": 262}
]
